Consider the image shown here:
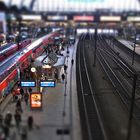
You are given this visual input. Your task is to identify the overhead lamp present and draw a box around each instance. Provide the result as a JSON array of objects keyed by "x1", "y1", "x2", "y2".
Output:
[{"x1": 42, "y1": 64, "x2": 52, "y2": 69}]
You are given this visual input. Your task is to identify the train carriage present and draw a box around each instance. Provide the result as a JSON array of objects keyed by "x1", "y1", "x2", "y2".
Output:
[{"x1": 0, "y1": 31, "x2": 59, "y2": 99}]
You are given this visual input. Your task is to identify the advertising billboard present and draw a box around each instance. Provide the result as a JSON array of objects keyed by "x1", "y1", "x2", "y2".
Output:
[
  {"x1": 21, "y1": 15, "x2": 42, "y2": 21},
  {"x1": 30, "y1": 92, "x2": 42, "y2": 109},
  {"x1": 73, "y1": 16, "x2": 94, "y2": 21},
  {"x1": 127, "y1": 16, "x2": 140, "y2": 22},
  {"x1": 100, "y1": 16, "x2": 121, "y2": 22},
  {"x1": 47, "y1": 15, "x2": 68, "y2": 21}
]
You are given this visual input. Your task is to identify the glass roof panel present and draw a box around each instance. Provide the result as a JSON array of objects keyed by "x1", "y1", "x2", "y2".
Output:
[{"x1": 33, "y1": 0, "x2": 140, "y2": 12}]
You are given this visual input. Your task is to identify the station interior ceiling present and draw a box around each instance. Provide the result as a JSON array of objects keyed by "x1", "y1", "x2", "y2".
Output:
[
  {"x1": 1, "y1": 0, "x2": 140, "y2": 32},
  {"x1": 1, "y1": 0, "x2": 140, "y2": 13}
]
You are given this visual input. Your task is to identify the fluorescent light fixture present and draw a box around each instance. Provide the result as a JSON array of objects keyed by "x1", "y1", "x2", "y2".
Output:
[
  {"x1": 77, "y1": 28, "x2": 88, "y2": 34},
  {"x1": 42, "y1": 64, "x2": 52, "y2": 69},
  {"x1": 89, "y1": 29, "x2": 95, "y2": 33}
]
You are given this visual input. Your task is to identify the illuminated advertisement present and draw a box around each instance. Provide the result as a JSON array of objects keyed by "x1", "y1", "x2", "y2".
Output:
[
  {"x1": 40, "y1": 81, "x2": 55, "y2": 87},
  {"x1": 73, "y1": 16, "x2": 94, "y2": 21},
  {"x1": 47, "y1": 16, "x2": 68, "y2": 21},
  {"x1": 20, "y1": 81, "x2": 36, "y2": 87},
  {"x1": 21, "y1": 15, "x2": 42, "y2": 20},
  {"x1": 30, "y1": 92, "x2": 42, "y2": 109},
  {"x1": 100, "y1": 16, "x2": 121, "y2": 22},
  {"x1": 127, "y1": 16, "x2": 140, "y2": 22}
]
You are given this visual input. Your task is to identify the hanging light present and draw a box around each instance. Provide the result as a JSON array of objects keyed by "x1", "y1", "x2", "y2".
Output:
[{"x1": 42, "y1": 64, "x2": 52, "y2": 69}]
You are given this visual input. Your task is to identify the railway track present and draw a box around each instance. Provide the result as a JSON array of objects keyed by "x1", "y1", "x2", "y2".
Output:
[
  {"x1": 94, "y1": 35, "x2": 140, "y2": 120},
  {"x1": 76, "y1": 34, "x2": 106, "y2": 140}
]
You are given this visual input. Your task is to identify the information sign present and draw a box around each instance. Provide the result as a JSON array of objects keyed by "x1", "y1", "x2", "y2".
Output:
[
  {"x1": 40, "y1": 81, "x2": 55, "y2": 87},
  {"x1": 20, "y1": 81, "x2": 36, "y2": 87}
]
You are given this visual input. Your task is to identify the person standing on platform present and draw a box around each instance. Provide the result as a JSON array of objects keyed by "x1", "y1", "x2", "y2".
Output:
[
  {"x1": 14, "y1": 110, "x2": 21, "y2": 132},
  {"x1": 21, "y1": 126, "x2": 27, "y2": 140},
  {"x1": 28, "y1": 88, "x2": 32, "y2": 94},
  {"x1": 54, "y1": 72, "x2": 58, "y2": 83},
  {"x1": 0, "y1": 114, "x2": 3, "y2": 127},
  {"x1": 17, "y1": 80, "x2": 21, "y2": 87},
  {"x1": 61, "y1": 73, "x2": 65, "y2": 83},
  {"x1": 3, "y1": 125, "x2": 9, "y2": 139},
  {"x1": 13, "y1": 90, "x2": 18, "y2": 102},
  {"x1": 64, "y1": 65, "x2": 67, "y2": 73},
  {"x1": 27, "y1": 116, "x2": 34, "y2": 130},
  {"x1": 20, "y1": 88, "x2": 24, "y2": 99},
  {"x1": 16, "y1": 99, "x2": 22, "y2": 113}
]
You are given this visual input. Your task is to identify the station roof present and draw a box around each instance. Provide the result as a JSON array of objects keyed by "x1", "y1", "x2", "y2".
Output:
[{"x1": 1, "y1": 0, "x2": 140, "y2": 12}]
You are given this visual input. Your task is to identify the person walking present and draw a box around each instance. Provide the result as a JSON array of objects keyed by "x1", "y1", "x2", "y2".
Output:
[
  {"x1": 71, "y1": 59, "x2": 74, "y2": 65},
  {"x1": 4, "y1": 111, "x2": 12, "y2": 127},
  {"x1": 24, "y1": 93, "x2": 29, "y2": 105}
]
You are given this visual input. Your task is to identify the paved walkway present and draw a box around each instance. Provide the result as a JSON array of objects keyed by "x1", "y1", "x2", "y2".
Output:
[{"x1": 1, "y1": 42, "x2": 82, "y2": 140}]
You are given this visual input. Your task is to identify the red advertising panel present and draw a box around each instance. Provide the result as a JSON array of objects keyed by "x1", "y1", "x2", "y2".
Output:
[
  {"x1": 30, "y1": 92, "x2": 42, "y2": 109},
  {"x1": 73, "y1": 16, "x2": 94, "y2": 21}
]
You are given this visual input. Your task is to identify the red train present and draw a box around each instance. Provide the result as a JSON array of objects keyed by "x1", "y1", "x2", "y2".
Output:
[
  {"x1": 0, "y1": 39, "x2": 31, "y2": 62},
  {"x1": 0, "y1": 31, "x2": 59, "y2": 100}
]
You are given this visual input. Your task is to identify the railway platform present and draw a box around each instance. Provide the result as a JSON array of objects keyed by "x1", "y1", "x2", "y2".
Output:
[
  {"x1": 117, "y1": 39, "x2": 140, "y2": 55},
  {"x1": 0, "y1": 41, "x2": 82, "y2": 140}
]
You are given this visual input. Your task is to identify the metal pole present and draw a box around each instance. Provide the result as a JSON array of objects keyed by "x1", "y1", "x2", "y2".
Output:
[
  {"x1": 132, "y1": 33, "x2": 137, "y2": 65},
  {"x1": 36, "y1": 68, "x2": 40, "y2": 92},
  {"x1": 126, "y1": 74, "x2": 138, "y2": 140},
  {"x1": 93, "y1": 27, "x2": 97, "y2": 66}
]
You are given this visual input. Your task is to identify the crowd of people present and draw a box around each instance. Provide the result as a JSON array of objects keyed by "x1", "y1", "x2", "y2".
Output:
[
  {"x1": 0, "y1": 108, "x2": 34, "y2": 140},
  {"x1": 0, "y1": 85, "x2": 34, "y2": 140}
]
